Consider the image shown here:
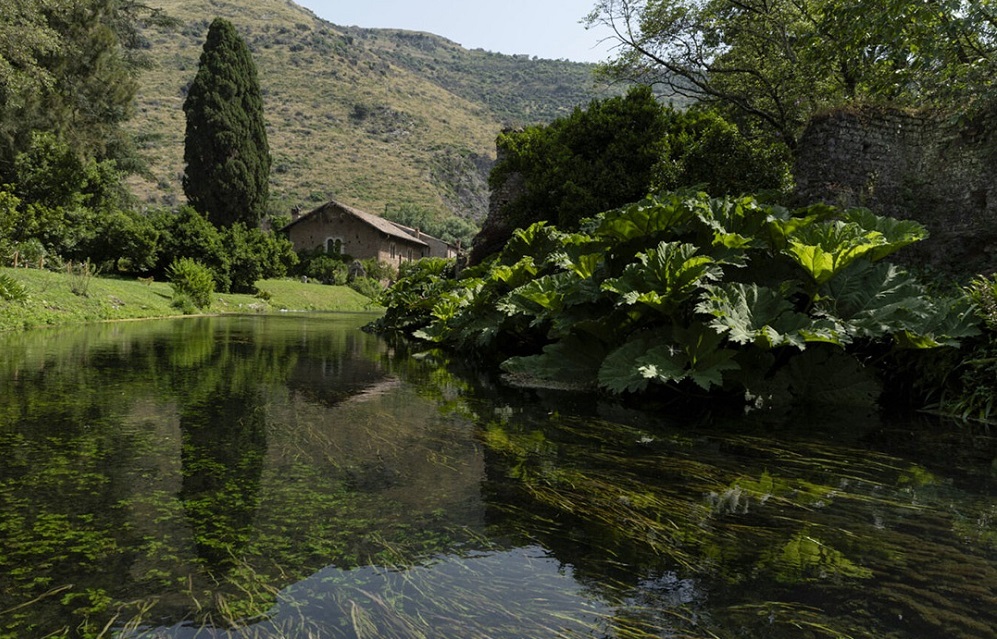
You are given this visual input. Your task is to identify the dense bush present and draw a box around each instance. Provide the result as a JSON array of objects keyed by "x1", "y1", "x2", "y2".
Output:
[
  {"x1": 167, "y1": 257, "x2": 215, "y2": 311},
  {"x1": 151, "y1": 207, "x2": 231, "y2": 291},
  {"x1": 297, "y1": 253, "x2": 349, "y2": 284},
  {"x1": 478, "y1": 87, "x2": 791, "y2": 264},
  {"x1": 347, "y1": 276, "x2": 386, "y2": 301},
  {"x1": 490, "y1": 86, "x2": 671, "y2": 233},
  {"x1": 223, "y1": 222, "x2": 298, "y2": 293},
  {"x1": 378, "y1": 191, "x2": 977, "y2": 410},
  {"x1": 82, "y1": 210, "x2": 160, "y2": 274}
]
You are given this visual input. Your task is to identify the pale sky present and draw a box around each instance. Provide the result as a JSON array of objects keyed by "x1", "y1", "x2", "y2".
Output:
[{"x1": 294, "y1": 0, "x2": 617, "y2": 63}]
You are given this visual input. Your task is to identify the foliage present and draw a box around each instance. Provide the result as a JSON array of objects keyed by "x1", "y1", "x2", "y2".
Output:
[
  {"x1": 372, "y1": 258, "x2": 460, "y2": 334},
  {"x1": 151, "y1": 206, "x2": 231, "y2": 291},
  {"x1": 0, "y1": 273, "x2": 27, "y2": 302},
  {"x1": 0, "y1": 0, "x2": 167, "y2": 183},
  {"x1": 379, "y1": 190, "x2": 977, "y2": 408},
  {"x1": 586, "y1": 0, "x2": 997, "y2": 147},
  {"x1": 348, "y1": 276, "x2": 386, "y2": 301},
  {"x1": 296, "y1": 251, "x2": 350, "y2": 285},
  {"x1": 925, "y1": 274, "x2": 997, "y2": 422},
  {"x1": 65, "y1": 260, "x2": 101, "y2": 297},
  {"x1": 82, "y1": 210, "x2": 160, "y2": 274},
  {"x1": 12, "y1": 132, "x2": 127, "y2": 212},
  {"x1": 382, "y1": 203, "x2": 479, "y2": 249},
  {"x1": 183, "y1": 18, "x2": 270, "y2": 228},
  {"x1": 654, "y1": 107, "x2": 791, "y2": 195},
  {"x1": 167, "y1": 257, "x2": 215, "y2": 310},
  {"x1": 490, "y1": 86, "x2": 672, "y2": 233},
  {"x1": 359, "y1": 258, "x2": 397, "y2": 282},
  {"x1": 480, "y1": 87, "x2": 790, "y2": 262},
  {"x1": 222, "y1": 223, "x2": 299, "y2": 294}
]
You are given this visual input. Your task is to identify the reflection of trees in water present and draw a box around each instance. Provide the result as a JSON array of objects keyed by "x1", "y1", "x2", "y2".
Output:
[{"x1": 179, "y1": 391, "x2": 267, "y2": 570}]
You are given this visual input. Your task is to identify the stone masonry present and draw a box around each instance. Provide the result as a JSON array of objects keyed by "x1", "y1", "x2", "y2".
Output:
[{"x1": 794, "y1": 107, "x2": 997, "y2": 274}]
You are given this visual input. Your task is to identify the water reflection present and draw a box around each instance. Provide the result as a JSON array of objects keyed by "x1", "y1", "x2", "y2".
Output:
[{"x1": 0, "y1": 315, "x2": 994, "y2": 638}]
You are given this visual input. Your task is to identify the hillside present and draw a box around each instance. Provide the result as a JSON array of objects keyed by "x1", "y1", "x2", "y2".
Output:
[{"x1": 126, "y1": 0, "x2": 615, "y2": 223}]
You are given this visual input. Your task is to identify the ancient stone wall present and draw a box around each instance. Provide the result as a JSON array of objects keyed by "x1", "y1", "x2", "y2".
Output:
[
  {"x1": 794, "y1": 107, "x2": 997, "y2": 274},
  {"x1": 469, "y1": 135, "x2": 523, "y2": 264}
]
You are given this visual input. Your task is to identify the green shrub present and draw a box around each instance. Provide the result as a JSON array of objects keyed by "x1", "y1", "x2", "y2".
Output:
[
  {"x1": 359, "y1": 258, "x2": 397, "y2": 282},
  {"x1": 348, "y1": 276, "x2": 385, "y2": 301},
  {"x1": 84, "y1": 210, "x2": 160, "y2": 274},
  {"x1": 221, "y1": 223, "x2": 298, "y2": 293},
  {"x1": 167, "y1": 257, "x2": 215, "y2": 310},
  {"x1": 152, "y1": 207, "x2": 231, "y2": 291},
  {"x1": 303, "y1": 255, "x2": 349, "y2": 284},
  {"x1": 0, "y1": 273, "x2": 28, "y2": 302}
]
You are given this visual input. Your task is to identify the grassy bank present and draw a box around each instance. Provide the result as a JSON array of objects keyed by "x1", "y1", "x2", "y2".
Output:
[{"x1": 0, "y1": 267, "x2": 380, "y2": 332}]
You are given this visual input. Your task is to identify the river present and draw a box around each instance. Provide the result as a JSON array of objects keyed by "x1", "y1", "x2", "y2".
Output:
[{"x1": 0, "y1": 314, "x2": 993, "y2": 638}]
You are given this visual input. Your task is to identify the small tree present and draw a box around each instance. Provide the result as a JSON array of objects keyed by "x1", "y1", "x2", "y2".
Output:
[{"x1": 182, "y1": 18, "x2": 270, "y2": 228}]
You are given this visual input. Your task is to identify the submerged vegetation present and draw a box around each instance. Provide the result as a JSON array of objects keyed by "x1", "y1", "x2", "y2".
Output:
[
  {"x1": 375, "y1": 190, "x2": 978, "y2": 412},
  {"x1": 0, "y1": 317, "x2": 993, "y2": 637}
]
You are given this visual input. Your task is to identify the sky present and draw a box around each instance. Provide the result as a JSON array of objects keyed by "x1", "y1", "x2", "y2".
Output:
[{"x1": 294, "y1": 1, "x2": 618, "y2": 63}]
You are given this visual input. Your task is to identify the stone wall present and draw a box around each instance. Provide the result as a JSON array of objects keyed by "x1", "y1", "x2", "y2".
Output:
[
  {"x1": 469, "y1": 134, "x2": 524, "y2": 264},
  {"x1": 794, "y1": 107, "x2": 997, "y2": 274}
]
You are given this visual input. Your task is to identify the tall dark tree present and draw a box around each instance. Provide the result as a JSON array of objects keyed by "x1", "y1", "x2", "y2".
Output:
[{"x1": 183, "y1": 18, "x2": 270, "y2": 228}]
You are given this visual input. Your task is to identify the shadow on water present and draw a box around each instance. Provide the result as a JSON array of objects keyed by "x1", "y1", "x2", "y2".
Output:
[{"x1": 0, "y1": 315, "x2": 994, "y2": 638}]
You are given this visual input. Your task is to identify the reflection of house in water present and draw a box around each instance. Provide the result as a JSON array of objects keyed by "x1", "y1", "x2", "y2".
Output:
[{"x1": 281, "y1": 199, "x2": 459, "y2": 267}]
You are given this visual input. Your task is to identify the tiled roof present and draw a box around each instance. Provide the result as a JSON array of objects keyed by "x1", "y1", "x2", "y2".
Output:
[{"x1": 283, "y1": 200, "x2": 429, "y2": 247}]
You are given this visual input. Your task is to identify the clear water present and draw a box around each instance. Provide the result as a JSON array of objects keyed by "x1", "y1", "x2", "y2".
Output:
[{"x1": 0, "y1": 314, "x2": 993, "y2": 638}]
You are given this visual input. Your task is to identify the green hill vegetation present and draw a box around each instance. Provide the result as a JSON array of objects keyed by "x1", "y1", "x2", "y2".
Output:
[{"x1": 126, "y1": 0, "x2": 614, "y2": 222}]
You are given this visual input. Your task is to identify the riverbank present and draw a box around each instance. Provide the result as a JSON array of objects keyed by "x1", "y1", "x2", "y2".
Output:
[{"x1": 0, "y1": 267, "x2": 380, "y2": 331}]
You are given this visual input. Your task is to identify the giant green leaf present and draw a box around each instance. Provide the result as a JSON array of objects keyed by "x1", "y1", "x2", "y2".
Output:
[
  {"x1": 784, "y1": 220, "x2": 886, "y2": 285},
  {"x1": 602, "y1": 241, "x2": 721, "y2": 315},
  {"x1": 594, "y1": 192, "x2": 701, "y2": 243},
  {"x1": 819, "y1": 261, "x2": 932, "y2": 340},
  {"x1": 696, "y1": 283, "x2": 817, "y2": 349},
  {"x1": 597, "y1": 338, "x2": 660, "y2": 394},
  {"x1": 599, "y1": 325, "x2": 741, "y2": 394},
  {"x1": 692, "y1": 195, "x2": 769, "y2": 252},
  {"x1": 502, "y1": 332, "x2": 610, "y2": 389},
  {"x1": 672, "y1": 323, "x2": 741, "y2": 390},
  {"x1": 500, "y1": 222, "x2": 567, "y2": 266},
  {"x1": 840, "y1": 208, "x2": 928, "y2": 262}
]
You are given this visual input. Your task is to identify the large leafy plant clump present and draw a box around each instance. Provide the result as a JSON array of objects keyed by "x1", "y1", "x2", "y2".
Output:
[{"x1": 379, "y1": 191, "x2": 978, "y2": 408}]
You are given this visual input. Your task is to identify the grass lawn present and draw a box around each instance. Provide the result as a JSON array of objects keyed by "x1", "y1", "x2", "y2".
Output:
[{"x1": 0, "y1": 267, "x2": 381, "y2": 332}]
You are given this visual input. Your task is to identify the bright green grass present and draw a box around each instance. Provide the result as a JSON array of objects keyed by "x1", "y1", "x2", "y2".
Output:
[{"x1": 0, "y1": 267, "x2": 380, "y2": 332}]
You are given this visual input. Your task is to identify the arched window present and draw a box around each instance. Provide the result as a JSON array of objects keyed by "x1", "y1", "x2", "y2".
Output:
[{"x1": 325, "y1": 237, "x2": 343, "y2": 255}]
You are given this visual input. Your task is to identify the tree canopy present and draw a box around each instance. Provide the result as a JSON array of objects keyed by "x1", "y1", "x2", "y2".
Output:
[
  {"x1": 473, "y1": 86, "x2": 788, "y2": 262},
  {"x1": 183, "y1": 18, "x2": 270, "y2": 229},
  {"x1": 0, "y1": 0, "x2": 169, "y2": 184},
  {"x1": 586, "y1": 0, "x2": 997, "y2": 147}
]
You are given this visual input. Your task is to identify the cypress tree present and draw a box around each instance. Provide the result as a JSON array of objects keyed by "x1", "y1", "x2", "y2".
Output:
[{"x1": 183, "y1": 18, "x2": 269, "y2": 228}]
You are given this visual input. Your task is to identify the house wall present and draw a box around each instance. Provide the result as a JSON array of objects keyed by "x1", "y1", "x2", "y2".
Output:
[{"x1": 286, "y1": 205, "x2": 427, "y2": 267}]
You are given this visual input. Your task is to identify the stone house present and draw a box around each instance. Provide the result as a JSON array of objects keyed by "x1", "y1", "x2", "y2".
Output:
[{"x1": 281, "y1": 200, "x2": 458, "y2": 266}]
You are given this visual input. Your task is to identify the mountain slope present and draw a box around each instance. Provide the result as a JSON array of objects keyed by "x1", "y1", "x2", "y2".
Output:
[{"x1": 126, "y1": 0, "x2": 613, "y2": 222}]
